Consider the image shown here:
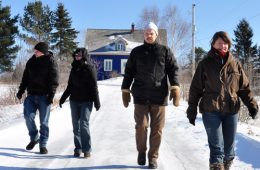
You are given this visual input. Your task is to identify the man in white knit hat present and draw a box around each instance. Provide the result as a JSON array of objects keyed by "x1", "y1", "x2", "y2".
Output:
[{"x1": 121, "y1": 21, "x2": 180, "y2": 169}]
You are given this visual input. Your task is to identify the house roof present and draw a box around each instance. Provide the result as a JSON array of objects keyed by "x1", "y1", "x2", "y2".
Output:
[{"x1": 85, "y1": 28, "x2": 167, "y2": 55}]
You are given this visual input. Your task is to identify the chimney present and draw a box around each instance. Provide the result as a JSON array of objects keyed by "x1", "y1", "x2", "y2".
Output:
[{"x1": 131, "y1": 22, "x2": 135, "y2": 33}]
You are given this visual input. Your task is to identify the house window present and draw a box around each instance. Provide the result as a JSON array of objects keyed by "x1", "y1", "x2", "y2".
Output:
[
  {"x1": 104, "y1": 59, "x2": 112, "y2": 71},
  {"x1": 121, "y1": 59, "x2": 128, "y2": 74},
  {"x1": 116, "y1": 43, "x2": 125, "y2": 51}
]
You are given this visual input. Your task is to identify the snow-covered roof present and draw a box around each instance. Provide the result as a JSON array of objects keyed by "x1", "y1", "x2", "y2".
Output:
[{"x1": 85, "y1": 28, "x2": 167, "y2": 53}]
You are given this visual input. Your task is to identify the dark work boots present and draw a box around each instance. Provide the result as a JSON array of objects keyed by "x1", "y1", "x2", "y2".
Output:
[
  {"x1": 137, "y1": 152, "x2": 146, "y2": 165},
  {"x1": 26, "y1": 140, "x2": 39, "y2": 150}
]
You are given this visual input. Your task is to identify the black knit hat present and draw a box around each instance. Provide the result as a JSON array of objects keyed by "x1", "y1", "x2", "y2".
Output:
[{"x1": 34, "y1": 42, "x2": 49, "y2": 55}]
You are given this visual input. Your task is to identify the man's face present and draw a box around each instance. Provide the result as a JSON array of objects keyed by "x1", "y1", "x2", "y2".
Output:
[
  {"x1": 144, "y1": 29, "x2": 157, "y2": 44},
  {"x1": 34, "y1": 50, "x2": 44, "y2": 57}
]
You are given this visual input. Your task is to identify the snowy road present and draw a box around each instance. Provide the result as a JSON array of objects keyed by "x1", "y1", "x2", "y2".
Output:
[{"x1": 0, "y1": 78, "x2": 259, "y2": 169}]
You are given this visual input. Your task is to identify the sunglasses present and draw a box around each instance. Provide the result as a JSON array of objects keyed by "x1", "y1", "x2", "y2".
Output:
[{"x1": 75, "y1": 54, "x2": 82, "y2": 57}]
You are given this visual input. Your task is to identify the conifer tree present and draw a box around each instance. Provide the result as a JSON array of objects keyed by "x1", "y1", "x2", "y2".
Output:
[
  {"x1": 52, "y1": 3, "x2": 78, "y2": 59},
  {"x1": 233, "y1": 19, "x2": 255, "y2": 64},
  {"x1": 187, "y1": 47, "x2": 206, "y2": 69},
  {"x1": 253, "y1": 46, "x2": 260, "y2": 72},
  {"x1": 20, "y1": 1, "x2": 54, "y2": 45},
  {"x1": 233, "y1": 18, "x2": 259, "y2": 84},
  {"x1": 0, "y1": 4, "x2": 19, "y2": 71}
]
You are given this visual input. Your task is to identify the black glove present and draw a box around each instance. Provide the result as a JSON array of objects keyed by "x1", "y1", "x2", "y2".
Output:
[
  {"x1": 59, "y1": 100, "x2": 63, "y2": 108},
  {"x1": 249, "y1": 108, "x2": 258, "y2": 119},
  {"x1": 189, "y1": 118, "x2": 195, "y2": 126},
  {"x1": 59, "y1": 97, "x2": 66, "y2": 108},
  {"x1": 94, "y1": 101, "x2": 101, "y2": 111},
  {"x1": 16, "y1": 90, "x2": 23, "y2": 100}
]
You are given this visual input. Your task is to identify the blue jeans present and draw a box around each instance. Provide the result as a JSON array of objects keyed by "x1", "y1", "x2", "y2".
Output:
[
  {"x1": 202, "y1": 112, "x2": 238, "y2": 164},
  {"x1": 70, "y1": 101, "x2": 93, "y2": 153},
  {"x1": 23, "y1": 95, "x2": 51, "y2": 147}
]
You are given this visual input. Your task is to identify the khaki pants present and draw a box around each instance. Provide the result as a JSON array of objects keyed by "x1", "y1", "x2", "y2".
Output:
[{"x1": 134, "y1": 104, "x2": 165, "y2": 161}]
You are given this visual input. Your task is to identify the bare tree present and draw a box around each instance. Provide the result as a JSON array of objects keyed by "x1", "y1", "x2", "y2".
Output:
[
  {"x1": 137, "y1": 4, "x2": 191, "y2": 58},
  {"x1": 160, "y1": 5, "x2": 191, "y2": 58},
  {"x1": 137, "y1": 5, "x2": 160, "y2": 28}
]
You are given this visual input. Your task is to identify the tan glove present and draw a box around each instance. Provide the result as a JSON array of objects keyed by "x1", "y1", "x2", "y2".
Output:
[
  {"x1": 169, "y1": 86, "x2": 180, "y2": 107},
  {"x1": 122, "y1": 89, "x2": 131, "y2": 108}
]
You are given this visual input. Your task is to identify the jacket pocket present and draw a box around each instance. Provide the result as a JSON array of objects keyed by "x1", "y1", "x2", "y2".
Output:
[
  {"x1": 199, "y1": 94, "x2": 220, "y2": 113},
  {"x1": 229, "y1": 96, "x2": 240, "y2": 113},
  {"x1": 227, "y1": 71, "x2": 241, "y2": 93}
]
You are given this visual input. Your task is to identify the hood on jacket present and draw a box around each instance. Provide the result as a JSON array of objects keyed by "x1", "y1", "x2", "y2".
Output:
[{"x1": 72, "y1": 48, "x2": 90, "y2": 63}]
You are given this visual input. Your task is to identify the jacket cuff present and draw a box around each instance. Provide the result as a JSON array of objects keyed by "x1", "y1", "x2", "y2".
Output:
[
  {"x1": 170, "y1": 85, "x2": 180, "y2": 91},
  {"x1": 121, "y1": 89, "x2": 131, "y2": 93}
]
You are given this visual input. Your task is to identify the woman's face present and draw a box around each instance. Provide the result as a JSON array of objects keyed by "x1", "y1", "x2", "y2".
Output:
[
  {"x1": 213, "y1": 38, "x2": 229, "y2": 53},
  {"x1": 74, "y1": 54, "x2": 82, "y2": 60}
]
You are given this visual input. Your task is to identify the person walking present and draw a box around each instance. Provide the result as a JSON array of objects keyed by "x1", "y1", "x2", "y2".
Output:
[
  {"x1": 186, "y1": 31, "x2": 259, "y2": 170},
  {"x1": 59, "y1": 48, "x2": 100, "y2": 158},
  {"x1": 121, "y1": 22, "x2": 180, "y2": 169},
  {"x1": 16, "y1": 42, "x2": 59, "y2": 154}
]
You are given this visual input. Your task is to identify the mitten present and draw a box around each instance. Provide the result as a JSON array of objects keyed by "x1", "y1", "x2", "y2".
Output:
[
  {"x1": 249, "y1": 108, "x2": 258, "y2": 119},
  {"x1": 59, "y1": 96, "x2": 66, "y2": 108},
  {"x1": 189, "y1": 118, "x2": 195, "y2": 126},
  {"x1": 169, "y1": 86, "x2": 180, "y2": 107},
  {"x1": 16, "y1": 90, "x2": 23, "y2": 100},
  {"x1": 94, "y1": 101, "x2": 101, "y2": 111},
  {"x1": 122, "y1": 89, "x2": 131, "y2": 108},
  {"x1": 186, "y1": 105, "x2": 197, "y2": 126}
]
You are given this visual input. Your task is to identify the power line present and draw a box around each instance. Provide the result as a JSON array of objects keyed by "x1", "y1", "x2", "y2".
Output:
[
  {"x1": 199, "y1": 0, "x2": 249, "y2": 33},
  {"x1": 249, "y1": 11, "x2": 260, "y2": 20},
  {"x1": 197, "y1": 1, "x2": 259, "y2": 46}
]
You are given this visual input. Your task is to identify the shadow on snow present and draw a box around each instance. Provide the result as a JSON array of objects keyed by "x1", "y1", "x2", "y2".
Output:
[
  {"x1": 236, "y1": 133, "x2": 260, "y2": 169},
  {"x1": 0, "y1": 147, "x2": 147, "y2": 169}
]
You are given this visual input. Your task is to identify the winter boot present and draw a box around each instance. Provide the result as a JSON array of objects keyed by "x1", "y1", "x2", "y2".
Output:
[
  {"x1": 137, "y1": 152, "x2": 146, "y2": 165},
  {"x1": 39, "y1": 147, "x2": 48, "y2": 154},
  {"x1": 74, "y1": 151, "x2": 81, "y2": 157},
  {"x1": 83, "y1": 152, "x2": 91, "y2": 158},
  {"x1": 224, "y1": 159, "x2": 233, "y2": 170},
  {"x1": 26, "y1": 140, "x2": 39, "y2": 150},
  {"x1": 148, "y1": 159, "x2": 158, "y2": 169},
  {"x1": 209, "y1": 163, "x2": 224, "y2": 170}
]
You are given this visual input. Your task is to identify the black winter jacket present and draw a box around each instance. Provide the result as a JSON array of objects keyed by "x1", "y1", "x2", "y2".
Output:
[
  {"x1": 121, "y1": 42, "x2": 179, "y2": 105},
  {"x1": 18, "y1": 53, "x2": 59, "y2": 100},
  {"x1": 60, "y1": 61, "x2": 100, "y2": 109}
]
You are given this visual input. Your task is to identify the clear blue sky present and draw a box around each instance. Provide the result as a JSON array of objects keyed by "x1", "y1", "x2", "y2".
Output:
[{"x1": 2, "y1": 0, "x2": 260, "y2": 51}]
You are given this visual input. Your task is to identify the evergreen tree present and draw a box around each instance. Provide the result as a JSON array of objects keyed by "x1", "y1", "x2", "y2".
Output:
[
  {"x1": 52, "y1": 3, "x2": 78, "y2": 59},
  {"x1": 187, "y1": 47, "x2": 207, "y2": 69},
  {"x1": 20, "y1": 1, "x2": 54, "y2": 45},
  {"x1": 233, "y1": 19, "x2": 255, "y2": 64},
  {"x1": 0, "y1": 4, "x2": 19, "y2": 71},
  {"x1": 253, "y1": 46, "x2": 260, "y2": 72}
]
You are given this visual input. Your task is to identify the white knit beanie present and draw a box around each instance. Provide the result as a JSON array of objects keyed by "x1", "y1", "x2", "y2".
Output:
[{"x1": 145, "y1": 22, "x2": 158, "y2": 35}]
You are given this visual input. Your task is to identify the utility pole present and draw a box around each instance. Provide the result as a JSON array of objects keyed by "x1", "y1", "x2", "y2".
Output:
[{"x1": 192, "y1": 4, "x2": 196, "y2": 76}]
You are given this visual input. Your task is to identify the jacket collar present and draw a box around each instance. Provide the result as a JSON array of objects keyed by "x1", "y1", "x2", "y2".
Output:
[
  {"x1": 208, "y1": 49, "x2": 233, "y2": 66},
  {"x1": 144, "y1": 40, "x2": 158, "y2": 48}
]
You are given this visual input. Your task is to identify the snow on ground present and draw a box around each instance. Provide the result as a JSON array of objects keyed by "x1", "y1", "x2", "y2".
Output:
[{"x1": 0, "y1": 77, "x2": 260, "y2": 170}]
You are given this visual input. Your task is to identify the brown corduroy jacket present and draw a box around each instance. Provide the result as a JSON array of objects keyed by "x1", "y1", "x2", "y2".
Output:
[{"x1": 187, "y1": 49, "x2": 258, "y2": 119}]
